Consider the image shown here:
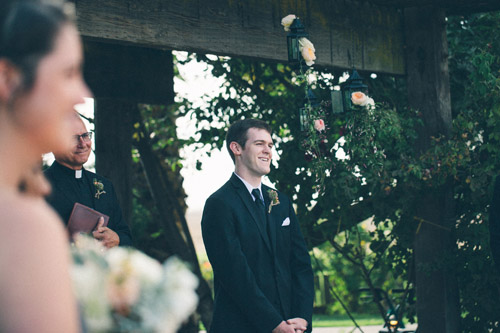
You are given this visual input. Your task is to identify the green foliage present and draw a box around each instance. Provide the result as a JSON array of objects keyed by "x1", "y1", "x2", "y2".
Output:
[
  {"x1": 312, "y1": 225, "x2": 405, "y2": 316},
  {"x1": 130, "y1": 104, "x2": 187, "y2": 261},
  {"x1": 446, "y1": 12, "x2": 500, "y2": 331},
  {"x1": 313, "y1": 313, "x2": 384, "y2": 327}
]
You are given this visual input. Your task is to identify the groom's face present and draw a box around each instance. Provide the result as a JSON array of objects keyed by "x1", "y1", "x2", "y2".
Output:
[{"x1": 238, "y1": 127, "x2": 273, "y2": 177}]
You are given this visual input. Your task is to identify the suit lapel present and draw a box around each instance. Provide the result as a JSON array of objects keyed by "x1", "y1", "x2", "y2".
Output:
[{"x1": 230, "y1": 175, "x2": 272, "y2": 253}]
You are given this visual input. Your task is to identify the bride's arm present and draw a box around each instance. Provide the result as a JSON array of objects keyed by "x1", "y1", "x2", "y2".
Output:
[{"x1": 0, "y1": 197, "x2": 79, "y2": 333}]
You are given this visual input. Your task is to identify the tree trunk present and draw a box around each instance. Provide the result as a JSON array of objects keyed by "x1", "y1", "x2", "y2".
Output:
[
  {"x1": 404, "y1": 6, "x2": 460, "y2": 332},
  {"x1": 134, "y1": 116, "x2": 213, "y2": 332}
]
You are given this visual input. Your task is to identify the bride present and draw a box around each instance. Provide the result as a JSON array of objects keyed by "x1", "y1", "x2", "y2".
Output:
[{"x1": 0, "y1": 0, "x2": 91, "y2": 331}]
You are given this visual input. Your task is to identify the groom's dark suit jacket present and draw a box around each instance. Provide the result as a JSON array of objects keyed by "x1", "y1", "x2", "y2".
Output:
[
  {"x1": 202, "y1": 174, "x2": 314, "y2": 333},
  {"x1": 44, "y1": 161, "x2": 132, "y2": 246}
]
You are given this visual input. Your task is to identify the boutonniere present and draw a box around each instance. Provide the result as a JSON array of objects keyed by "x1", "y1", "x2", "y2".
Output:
[
  {"x1": 267, "y1": 189, "x2": 280, "y2": 213},
  {"x1": 93, "y1": 178, "x2": 106, "y2": 199}
]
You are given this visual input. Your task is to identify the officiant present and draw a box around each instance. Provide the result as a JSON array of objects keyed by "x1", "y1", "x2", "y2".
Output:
[{"x1": 45, "y1": 113, "x2": 133, "y2": 248}]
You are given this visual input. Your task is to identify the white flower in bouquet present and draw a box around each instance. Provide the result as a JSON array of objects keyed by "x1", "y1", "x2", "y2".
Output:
[
  {"x1": 72, "y1": 257, "x2": 112, "y2": 331},
  {"x1": 71, "y1": 235, "x2": 199, "y2": 333},
  {"x1": 137, "y1": 257, "x2": 199, "y2": 333},
  {"x1": 106, "y1": 247, "x2": 163, "y2": 299},
  {"x1": 71, "y1": 237, "x2": 112, "y2": 332}
]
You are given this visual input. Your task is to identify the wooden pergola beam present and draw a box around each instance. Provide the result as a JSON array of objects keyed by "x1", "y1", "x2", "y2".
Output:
[
  {"x1": 371, "y1": 0, "x2": 500, "y2": 14},
  {"x1": 74, "y1": 0, "x2": 405, "y2": 75}
]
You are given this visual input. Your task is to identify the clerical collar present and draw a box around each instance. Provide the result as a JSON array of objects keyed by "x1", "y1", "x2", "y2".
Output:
[{"x1": 53, "y1": 161, "x2": 85, "y2": 179}]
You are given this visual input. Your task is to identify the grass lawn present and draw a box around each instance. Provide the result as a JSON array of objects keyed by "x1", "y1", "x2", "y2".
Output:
[
  {"x1": 313, "y1": 313, "x2": 384, "y2": 327},
  {"x1": 199, "y1": 314, "x2": 384, "y2": 331}
]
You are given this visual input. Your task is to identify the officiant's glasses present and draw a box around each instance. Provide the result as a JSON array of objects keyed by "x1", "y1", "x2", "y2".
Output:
[{"x1": 73, "y1": 132, "x2": 93, "y2": 143}]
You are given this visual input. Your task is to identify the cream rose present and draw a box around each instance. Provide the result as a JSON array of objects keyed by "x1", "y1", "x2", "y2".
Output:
[
  {"x1": 299, "y1": 38, "x2": 316, "y2": 66},
  {"x1": 351, "y1": 91, "x2": 369, "y2": 106},
  {"x1": 281, "y1": 14, "x2": 296, "y2": 31},
  {"x1": 314, "y1": 119, "x2": 326, "y2": 132},
  {"x1": 367, "y1": 97, "x2": 375, "y2": 110}
]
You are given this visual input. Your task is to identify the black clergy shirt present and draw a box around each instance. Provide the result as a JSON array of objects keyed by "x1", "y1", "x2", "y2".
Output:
[{"x1": 44, "y1": 161, "x2": 133, "y2": 246}]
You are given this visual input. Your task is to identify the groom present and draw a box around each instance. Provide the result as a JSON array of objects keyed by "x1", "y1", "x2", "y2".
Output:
[{"x1": 201, "y1": 119, "x2": 314, "y2": 333}]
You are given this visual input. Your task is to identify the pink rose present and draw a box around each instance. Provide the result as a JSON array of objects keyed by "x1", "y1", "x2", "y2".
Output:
[
  {"x1": 351, "y1": 91, "x2": 369, "y2": 106},
  {"x1": 314, "y1": 119, "x2": 325, "y2": 132},
  {"x1": 107, "y1": 276, "x2": 140, "y2": 315}
]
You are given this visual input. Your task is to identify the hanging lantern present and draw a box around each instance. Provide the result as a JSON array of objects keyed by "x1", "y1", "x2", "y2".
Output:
[
  {"x1": 300, "y1": 88, "x2": 319, "y2": 131},
  {"x1": 287, "y1": 18, "x2": 308, "y2": 69},
  {"x1": 340, "y1": 68, "x2": 368, "y2": 112},
  {"x1": 331, "y1": 89, "x2": 343, "y2": 114}
]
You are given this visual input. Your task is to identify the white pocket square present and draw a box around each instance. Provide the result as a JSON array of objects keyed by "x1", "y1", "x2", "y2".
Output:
[{"x1": 282, "y1": 217, "x2": 290, "y2": 226}]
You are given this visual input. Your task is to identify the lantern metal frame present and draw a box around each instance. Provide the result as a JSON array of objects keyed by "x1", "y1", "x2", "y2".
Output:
[
  {"x1": 286, "y1": 18, "x2": 309, "y2": 70},
  {"x1": 340, "y1": 68, "x2": 368, "y2": 112}
]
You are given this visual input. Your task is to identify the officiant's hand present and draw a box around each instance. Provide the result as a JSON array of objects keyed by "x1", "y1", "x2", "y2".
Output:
[{"x1": 93, "y1": 217, "x2": 120, "y2": 248}]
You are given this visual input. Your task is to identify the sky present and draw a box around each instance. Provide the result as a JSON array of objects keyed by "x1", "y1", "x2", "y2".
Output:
[{"x1": 173, "y1": 52, "x2": 235, "y2": 212}]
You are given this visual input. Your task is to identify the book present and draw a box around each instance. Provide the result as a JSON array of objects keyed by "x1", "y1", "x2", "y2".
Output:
[{"x1": 67, "y1": 202, "x2": 109, "y2": 238}]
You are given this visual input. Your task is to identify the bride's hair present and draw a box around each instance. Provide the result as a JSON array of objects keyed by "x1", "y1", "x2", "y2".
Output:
[{"x1": 0, "y1": 0, "x2": 72, "y2": 95}]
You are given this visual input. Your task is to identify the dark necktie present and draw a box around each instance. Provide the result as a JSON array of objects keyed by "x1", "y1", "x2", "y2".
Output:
[
  {"x1": 252, "y1": 188, "x2": 266, "y2": 224},
  {"x1": 252, "y1": 188, "x2": 273, "y2": 247}
]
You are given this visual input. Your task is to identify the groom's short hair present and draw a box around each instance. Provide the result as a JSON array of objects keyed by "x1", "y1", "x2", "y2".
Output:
[{"x1": 226, "y1": 119, "x2": 272, "y2": 162}]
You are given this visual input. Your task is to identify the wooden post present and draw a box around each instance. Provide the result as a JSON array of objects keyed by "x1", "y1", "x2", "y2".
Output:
[
  {"x1": 404, "y1": 6, "x2": 460, "y2": 332},
  {"x1": 84, "y1": 41, "x2": 175, "y2": 228},
  {"x1": 94, "y1": 98, "x2": 134, "y2": 224}
]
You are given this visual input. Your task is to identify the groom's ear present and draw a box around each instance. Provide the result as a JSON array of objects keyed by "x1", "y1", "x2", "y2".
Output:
[{"x1": 229, "y1": 141, "x2": 242, "y2": 157}]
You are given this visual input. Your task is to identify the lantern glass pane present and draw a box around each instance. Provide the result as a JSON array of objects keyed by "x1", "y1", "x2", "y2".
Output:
[
  {"x1": 331, "y1": 90, "x2": 343, "y2": 114},
  {"x1": 343, "y1": 89, "x2": 352, "y2": 111},
  {"x1": 299, "y1": 106, "x2": 308, "y2": 131},
  {"x1": 287, "y1": 36, "x2": 300, "y2": 63}
]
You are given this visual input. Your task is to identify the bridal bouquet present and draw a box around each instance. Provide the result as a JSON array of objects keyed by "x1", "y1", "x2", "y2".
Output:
[{"x1": 71, "y1": 235, "x2": 199, "y2": 333}]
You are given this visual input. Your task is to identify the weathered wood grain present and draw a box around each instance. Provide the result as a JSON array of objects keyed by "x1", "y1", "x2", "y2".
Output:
[
  {"x1": 404, "y1": 6, "x2": 459, "y2": 331},
  {"x1": 83, "y1": 41, "x2": 174, "y2": 103},
  {"x1": 371, "y1": 0, "x2": 500, "y2": 14},
  {"x1": 75, "y1": 0, "x2": 405, "y2": 74}
]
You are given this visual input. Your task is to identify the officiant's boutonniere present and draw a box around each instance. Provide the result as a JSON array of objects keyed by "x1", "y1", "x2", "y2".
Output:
[
  {"x1": 267, "y1": 189, "x2": 280, "y2": 213},
  {"x1": 93, "y1": 178, "x2": 106, "y2": 199}
]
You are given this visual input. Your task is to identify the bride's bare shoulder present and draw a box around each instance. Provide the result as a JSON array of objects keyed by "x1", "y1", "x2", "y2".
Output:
[
  {"x1": 0, "y1": 192, "x2": 66, "y2": 242},
  {"x1": 0, "y1": 193, "x2": 78, "y2": 333}
]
